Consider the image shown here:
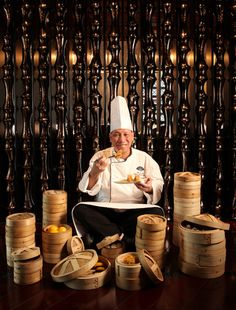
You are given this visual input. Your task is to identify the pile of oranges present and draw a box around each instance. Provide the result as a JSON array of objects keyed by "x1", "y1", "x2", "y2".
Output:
[{"x1": 45, "y1": 224, "x2": 67, "y2": 233}]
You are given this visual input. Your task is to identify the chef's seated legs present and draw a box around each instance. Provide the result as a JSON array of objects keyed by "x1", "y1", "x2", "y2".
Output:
[{"x1": 72, "y1": 203, "x2": 164, "y2": 250}]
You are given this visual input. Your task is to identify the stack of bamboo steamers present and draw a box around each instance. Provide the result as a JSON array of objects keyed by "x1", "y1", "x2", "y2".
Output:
[
  {"x1": 173, "y1": 172, "x2": 201, "y2": 246},
  {"x1": 5, "y1": 212, "x2": 43, "y2": 285},
  {"x1": 173, "y1": 171, "x2": 230, "y2": 279},
  {"x1": 42, "y1": 190, "x2": 73, "y2": 264}
]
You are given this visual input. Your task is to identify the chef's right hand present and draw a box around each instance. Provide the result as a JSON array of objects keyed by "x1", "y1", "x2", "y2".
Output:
[{"x1": 91, "y1": 156, "x2": 109, "y2": 175}]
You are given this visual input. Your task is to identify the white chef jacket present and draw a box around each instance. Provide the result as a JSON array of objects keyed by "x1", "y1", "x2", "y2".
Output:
[{"x1": 78, "y1": 147, "x2": 164, "y2": 205}]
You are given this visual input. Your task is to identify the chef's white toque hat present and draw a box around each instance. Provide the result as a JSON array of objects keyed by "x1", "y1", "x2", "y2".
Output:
[{"x1": 110, "y1": 96, "x2": 133, "y2": 132}]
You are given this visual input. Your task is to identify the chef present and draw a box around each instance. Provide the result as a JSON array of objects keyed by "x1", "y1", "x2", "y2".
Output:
[{"x1": 72, "y1": 96, "x2": 164, "y2": 250}]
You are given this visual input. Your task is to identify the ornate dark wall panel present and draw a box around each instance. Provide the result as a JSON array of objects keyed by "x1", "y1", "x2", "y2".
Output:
[{"x1": 0, "y1": 0, "x2": 234, "y2": 222}]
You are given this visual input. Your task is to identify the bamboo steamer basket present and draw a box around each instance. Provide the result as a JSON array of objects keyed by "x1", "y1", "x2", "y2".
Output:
[
  {"x1": 42, "y1": 224, "x2": 72, "y2": 264},
  {"x1": 42, "y1": 190, "x2": 67, "y2": 227},
  {"x1": 137, "y1": 214, "x2": 167, "y2": 232},
  {"x1": 66, "y1": 236, "x2": 85, "y2": 255},
  {"x1": 51, "y1": 250, "x2": 98, "y2": 282},
  {"x1": 178, "y1": 213, "x2": 230, "y2": 278},
  {"x1": 135, "y1": 214, "x2": 167, "y2": 269},
  {"x1": 115, "y1": 250, "x2": 164, "y2": 291},
  {"x1": 12, "y1": 247, "x2": 43, "y2": 285},
  {"x1": 101, "y1": 241, "x2": 125, "y2": 267},
  {"x1": 64, "y1": 255, "x2": 112, "y2": 290},
  {"x1": 5, "y1": 212, "x2": 36, "y2": 267},
  {"x1": 173, "y1": 172, "x2": 201, "y2": 246}
]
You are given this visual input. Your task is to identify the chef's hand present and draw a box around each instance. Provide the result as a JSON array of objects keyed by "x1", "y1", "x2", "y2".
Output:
[
  {"x1": 91, "y1": 156, "x2": 109, "y2": 175},
  {"x1": 135, "y1": 177, "x2": 153, "y2": 194}
]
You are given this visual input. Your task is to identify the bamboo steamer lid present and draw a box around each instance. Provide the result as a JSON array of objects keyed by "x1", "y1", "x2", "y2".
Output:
[
  {"x1": 137, "y1": 249, "x2": 164, "y2": 284},
  {"x1": 178, "y1": 258, "x2": 225, "y2": 279},
  {"x1": 67, "y1": 236, "x2": 85, "y2": 255},
  {"x1": 51, "y1": 250, "x2": 98, "y2": 282},
  {"x1": 11, "y1": 246, "x2": 40, "y2": 261},
  {"x1": 137, "y1": 214, "x2": 167, "y2": 232},
  {"x1": 184, "y1": 213, "x2": 230, "y2": 231},
  {"x1": 43, "y1": 190, "x2": 67, "y2": 204},
  {"x1": 6, "y1": 212, "x2": 35, "y2": 227},
  {"x1": 6, "y1": 243, "x2": 36, "y2": 267},
  {"x1": 64, "y1": 255, "x2": 112, "y2": 290},
  {"x1": 174, "y1": 172, "x2": 201, "y2": 182}
]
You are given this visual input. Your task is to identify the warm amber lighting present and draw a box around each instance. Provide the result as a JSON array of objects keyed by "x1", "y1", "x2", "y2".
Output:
[
  {"x1": 0, "y1": 50, "x2": 5, "y2": 67},
  {"x1": 50, "y1": 49, "x2": 57, "y2": 66},
  {"x1": 186, "y1": 50, "x2": 194, "y2": 68},
  {"x1": 15, "y1": 41, "x2": 23, "y2": 67},
  {"x1": 33, "y1": 50, "x2": 39, "y2": 67},
  {"x1": 170, "y1": 48, "x2": 176, "y2": 66},
  {"x1": 105, "y1": 50, "x2": 111, "y2": 64},
  {"x1": 224, "y1": 51, "x2": 229, "y2": 67},
  {"x1": 69, "y1": 50, "x2": 77, "y2": 66}
]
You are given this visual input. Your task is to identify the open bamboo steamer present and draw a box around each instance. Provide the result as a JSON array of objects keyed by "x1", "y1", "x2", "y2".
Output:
[
  {"x1": 178, "y1": 213, "x2": 230, "y2": 278},
  {"x1": 64, "y1": 255, "x2": 112, "y2": 290},
  {"x1": 115, "y1": 250, "x2": 164, "y2": 291},
  {"x1": 5, "y1": 212, "x2": 36, "y2": 267},
  {"x1": 50, "y1": 251, "x2": 112, "y2": 290},
  {"x1": 101, "y1": 241, "x2": 125, "y2": 267},
  {"x1": 42, "y1": 224, "x2": 72, "y2": 264}
]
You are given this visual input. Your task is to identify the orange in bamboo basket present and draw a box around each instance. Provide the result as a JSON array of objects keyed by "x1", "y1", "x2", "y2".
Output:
[
  {"x1": 178, "y1": 213, "x2": 230, "y2": 279},
  {"x1": 42, "y1": 224, "x2": 72, "y2": 264}
]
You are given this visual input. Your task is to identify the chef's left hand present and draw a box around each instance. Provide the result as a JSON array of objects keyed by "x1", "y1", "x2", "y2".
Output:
[{"x1": 135, "y1": 177, "x2": 153, "y2": 194}]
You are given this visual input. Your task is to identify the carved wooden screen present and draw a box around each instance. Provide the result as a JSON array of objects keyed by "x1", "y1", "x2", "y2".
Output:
[{"x1": 0, "y1": 0, "x2": 234, "y2": 222}]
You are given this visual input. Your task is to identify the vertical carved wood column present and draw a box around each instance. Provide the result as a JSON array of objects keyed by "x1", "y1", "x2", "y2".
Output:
[
  {"x1": 38, "y1": 0, "x2": 49, "y2": 192},
  {"x1": 231, "y1": 2, "x2": 236, "y2": 218},
  {"x1": 178, "y1": 2, "x2": 191, "y2": 171},
  {"x1": 214, "y1": 0, "x2": 225, "y2": 217},
  {"x1": 196, "y1": 2, "x2": 208, "y2": 212},
  {"x1": 142, "y1": 0, "x2": 156, "y2": 156},
  {"x1": 127, "y1": 0, "x2": 139, "y2": 145},
  {"x1": 3, "y1": 0, "x2": 15, "y2": 212},
  {"x1": 161, "y1": 2, "x2": 175, "y2": 222},
  {"x1": 21, "y1": 0, "x2": 32, "y2": 210},
  {"x1": 73, "y1": 1, "x2": 85, "y2": 193},
  {"x1": 55, "y1": 1, "x2": 67, "y2": 189},
  {"x1": 90, "y1": 1, "x2": 102, "y2": 153},
  {"x1": 108, "y1": 0, "x2": 120, "y2": 102}
]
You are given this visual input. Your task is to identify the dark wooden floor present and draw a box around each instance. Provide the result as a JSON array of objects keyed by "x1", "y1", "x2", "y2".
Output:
[{"x1": 0, "y1": 221, "x2": 236, "y2": 310}]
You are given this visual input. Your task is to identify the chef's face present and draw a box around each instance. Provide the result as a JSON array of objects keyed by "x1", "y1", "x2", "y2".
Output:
[{"x1": 109, "y1": 129, "x2": 134, "y2": 156}]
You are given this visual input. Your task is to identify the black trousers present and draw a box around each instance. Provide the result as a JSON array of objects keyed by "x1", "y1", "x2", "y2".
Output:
[{"x1": 73, "y1": 203, "x2": 164, "y2": 244}]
